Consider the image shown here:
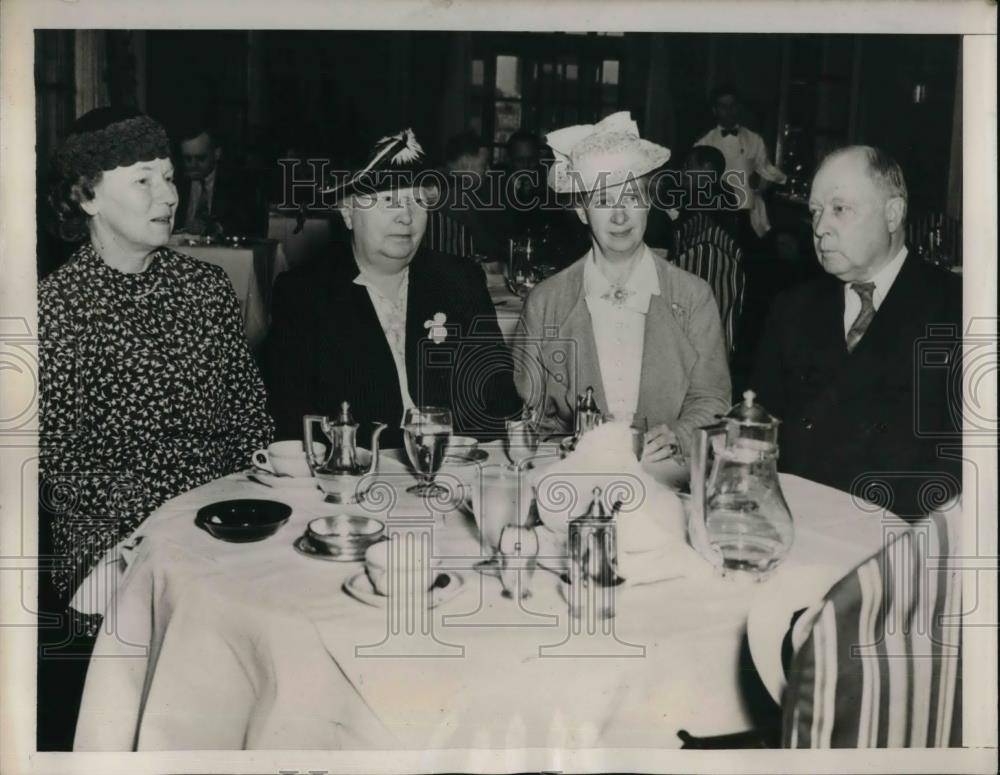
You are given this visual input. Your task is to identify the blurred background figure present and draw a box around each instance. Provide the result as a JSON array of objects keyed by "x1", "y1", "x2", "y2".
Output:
[
  {"x1": 174, "y1": 120, "x2": 267, "y2": 237},
  {"x1": 500, "y1": 128, "x2": 589, "y2": 269},
  {"x1": 696, "y1": 84, "x2": 786, "y2": 256},
  {"x1": 431, "y1": 129, "x2": 509, "y2": 259}
]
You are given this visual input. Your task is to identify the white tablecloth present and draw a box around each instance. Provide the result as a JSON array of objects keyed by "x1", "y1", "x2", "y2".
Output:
[
  {"x1": 170, "y1": 238, "x2": 288, "y2": 347},
  {"x1": 72, "y1": 442, "x2": 902, "y2": 754}
]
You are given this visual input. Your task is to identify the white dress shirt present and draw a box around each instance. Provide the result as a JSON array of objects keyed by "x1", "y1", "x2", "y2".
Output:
[
  {"x1": 184, "y1": 168, "x2": 216, "y2": 227},
  {"x1": 695, "y1": 126, "x2": 786, "y2": 236},
  {"x1": 842, "y1": 246, "x2": 908, "y2": 338},
  {"x1": 353, "y1": 268, "x2": 415, "y2": 422},
  {"x1": 583, "y1": 246, "x2": 661, "y2": 419}
]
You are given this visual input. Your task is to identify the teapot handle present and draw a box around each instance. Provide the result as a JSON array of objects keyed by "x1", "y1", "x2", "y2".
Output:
[{"x1": 302, "y1": 415, "x2": 327, "y2": 474}]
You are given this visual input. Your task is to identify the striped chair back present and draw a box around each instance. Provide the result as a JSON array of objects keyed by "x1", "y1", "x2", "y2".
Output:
[
  {"x1": 782, "y1": 500, "x2": 963, "y2": 748},
  {"x1": 673, "y1": 241, "x2": 745, "y2": 356},
  {"x1": 426, "y1": 209, "x2": 477, "y2": 258},
  {"x1": 672, "y1": 212, "x2": 743, "y2": 264}
]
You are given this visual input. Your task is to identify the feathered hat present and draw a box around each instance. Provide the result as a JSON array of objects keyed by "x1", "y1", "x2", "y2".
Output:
[
  {"x1": 323, "y1": 128, "x2": 438, "y2": 202},
  {"x1": 546, "y1": 111, "x2": 670, "y2": 195}
]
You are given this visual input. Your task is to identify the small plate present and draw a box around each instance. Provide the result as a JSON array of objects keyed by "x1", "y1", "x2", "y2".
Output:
[
  {"x1": 342, "y1": 570, "x2": 465, "y2": 609},
  {"x1": 294, "y1": 534, "x2": 353, "y2": 562},
  {"x1": 443, "y1": 448, "x2": 489, "y2": 466},
  {"x1": 249, "y1": 469, "x2": 321, "y2": 489}
]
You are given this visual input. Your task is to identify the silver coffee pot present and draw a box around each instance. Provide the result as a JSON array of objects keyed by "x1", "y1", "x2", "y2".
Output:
[{"x1": 304, "y1": 402, "x2": 386, "y2": 504}]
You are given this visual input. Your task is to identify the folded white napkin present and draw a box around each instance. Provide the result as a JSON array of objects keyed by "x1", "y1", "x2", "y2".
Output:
[{"x1": 529, "y1": 424, "x2": 705, "y2": 584}]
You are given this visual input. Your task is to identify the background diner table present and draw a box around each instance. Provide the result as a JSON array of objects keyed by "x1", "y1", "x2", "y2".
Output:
[
  {"x1": 169, "y1": 235, "x2": 289, "y2": 347},
  {"x1": 70, "y1": 440, "x2": 908, "y2": 756},
  {"x1": 267, "y1": 208, "x2": 334, "y2": 271}
]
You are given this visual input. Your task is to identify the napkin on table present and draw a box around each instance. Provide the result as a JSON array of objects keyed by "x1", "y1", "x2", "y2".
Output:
[{"x1": 529, "y1": 423, "x2": 712, "y2": 584}]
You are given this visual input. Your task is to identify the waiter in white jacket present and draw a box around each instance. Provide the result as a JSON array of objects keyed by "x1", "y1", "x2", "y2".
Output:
[{"x1": 696, "y1": 84, "x2": 786, "y2": 249}]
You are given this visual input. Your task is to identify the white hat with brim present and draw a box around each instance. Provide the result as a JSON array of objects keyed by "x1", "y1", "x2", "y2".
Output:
[{"x1": 546, "y1": 111, "x2": 670, "y2": 195}]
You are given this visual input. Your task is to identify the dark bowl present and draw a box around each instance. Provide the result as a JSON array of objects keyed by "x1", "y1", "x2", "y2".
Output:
[{"x1": 195, "y1": 499, "x2": 292, "y2": 542}]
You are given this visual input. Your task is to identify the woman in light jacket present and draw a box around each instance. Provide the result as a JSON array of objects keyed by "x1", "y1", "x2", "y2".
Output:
[{"x1": 512, "y1": 112, "x2": 731, "y2": 462}]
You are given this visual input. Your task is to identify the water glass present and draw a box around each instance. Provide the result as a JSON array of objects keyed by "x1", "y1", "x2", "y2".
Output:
[
  {"x1": 402, "y1": 406, "x2": 452, "y2": 496},
  {"x1": 505, "y1": 418, "x2": 539, "y2": 468},
  {"x1": 470, "y1": 463, "x2": 530, "y2": 573},
  {"x1": 498, "y1": 524, "x2": 539, "y2": 599}
]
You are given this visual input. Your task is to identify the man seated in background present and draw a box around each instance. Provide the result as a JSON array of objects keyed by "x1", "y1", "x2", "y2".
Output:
[
  {"x1": 174, "y1": 121, "x2": 267, "y2": 237},
  {"x1": 432, "y1": 129, "x2": 509, "y2": 260},
  {"x1": 264, "y1": 128, "x2": 520, "y2": 447},
  {"x1": 645, "y1": 144, "x2": 742, "y2": 256},
  {"x1": 500, "y1": 128, "x2": 590, "y2": 269},
  {"x1": 751, "y1": 145, "x2": 961, "y2": 518}
]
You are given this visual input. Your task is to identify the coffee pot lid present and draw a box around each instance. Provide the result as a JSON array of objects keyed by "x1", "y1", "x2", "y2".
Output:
[
  {"x1": 332, "y1": 401, "x2": 356, "y2": 427},
  {"x1": 722, "y1": 390, "x2": 779, "y2": 427}
]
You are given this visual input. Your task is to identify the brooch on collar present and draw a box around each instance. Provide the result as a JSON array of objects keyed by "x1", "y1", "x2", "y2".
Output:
[
  {"x1": 424, "y1": 312, "x2": 448, "y2": 343},
  {"x1": 601, "y1": 285, "x2": 636, "y2": 308}
]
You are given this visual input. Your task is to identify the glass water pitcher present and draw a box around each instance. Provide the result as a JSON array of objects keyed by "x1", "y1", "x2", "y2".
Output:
[{"x1": 690, "y1": 390, "x2": 794, "y2": 578}]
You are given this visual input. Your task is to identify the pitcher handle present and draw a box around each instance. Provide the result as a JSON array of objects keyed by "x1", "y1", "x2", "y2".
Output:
[
  {"x1": 689, "y1": 422, "x2": 727, "y2": 569},
  {"x1": 302, "y1": 415, "x2": 326, "y2": 475}
]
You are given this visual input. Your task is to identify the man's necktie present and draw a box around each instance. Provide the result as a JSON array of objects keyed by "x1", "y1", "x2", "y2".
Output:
[
  {"x1": 846, "y1": 282, "x2": 877, "y2": 352},
  {"x1": 194, "y1": 180, "x2": 210, "y2": 221},
  {"x1": 720, "y1": 127, "x2": 739, "y2": 137}
]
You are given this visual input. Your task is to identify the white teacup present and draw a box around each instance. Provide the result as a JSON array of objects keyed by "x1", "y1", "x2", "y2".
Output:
[
  {"x1": 252, "y1": 440, "x2": 325, "y2": 478},
  {"x1": 364, "y1": 538, "x2": 438, "y2": 597}
]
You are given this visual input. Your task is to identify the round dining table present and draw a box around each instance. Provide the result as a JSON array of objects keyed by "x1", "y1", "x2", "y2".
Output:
[{"x1": 70, "y1": 440, "x2": 906, "y2": 756}]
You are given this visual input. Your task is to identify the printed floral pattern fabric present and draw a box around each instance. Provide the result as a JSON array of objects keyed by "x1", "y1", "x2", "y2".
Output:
[{"x1": 39, "y1": 244, "x2": 274, "y2": 605}]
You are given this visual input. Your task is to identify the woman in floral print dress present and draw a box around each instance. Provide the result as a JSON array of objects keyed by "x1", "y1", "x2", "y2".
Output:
[{"x1": 38, "y1": 108, "x2": 274, "y2": 626}]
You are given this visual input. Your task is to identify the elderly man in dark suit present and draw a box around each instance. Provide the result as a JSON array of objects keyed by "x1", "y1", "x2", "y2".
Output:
[
  {"x1": 264, "y1": 129, "x2": 520, "y2": 447},
  {"x1": 751, "y1": 146, "x2": 961, "y2": 518}
]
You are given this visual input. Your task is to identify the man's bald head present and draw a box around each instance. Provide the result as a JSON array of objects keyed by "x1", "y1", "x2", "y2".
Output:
[
  {"x1": 820, "y1": 145, "x2": 908, "y2": 217},
  {"x1": 808, "y1": 146, "x2": 908, "y2": 283}
]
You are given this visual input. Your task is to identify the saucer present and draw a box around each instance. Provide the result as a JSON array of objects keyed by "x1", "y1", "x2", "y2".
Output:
[
  {"x1": 249, "y1": 469, "x2": 320, "y2": 489},
  {"x1": 342, "y1": 570, "x2": 465, "y2": 609},
  {"x1": 443, "y1": 448, "x2": 489, "y2": 466},
  {"x1": 294, "y1": 534, "x2": 349, "y2": 562}
]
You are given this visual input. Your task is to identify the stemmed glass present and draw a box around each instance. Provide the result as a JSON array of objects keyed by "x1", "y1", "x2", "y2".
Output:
[
  {"x1": 498, "y1": 523, "x2": 539, "y2": 599},
  {"x1": 506, "y1": 237, "x2": 538, "y2": 298},
  {"x1": 470, "y1": 463, "x2": 528, "y2": 574},
  {"x1": 402, "y1": 406, "x2": 452, "y2": 496},
  {"x1": 505, "y1": 417, "x2": 540, "y2": 469}
]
